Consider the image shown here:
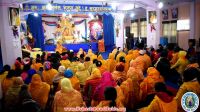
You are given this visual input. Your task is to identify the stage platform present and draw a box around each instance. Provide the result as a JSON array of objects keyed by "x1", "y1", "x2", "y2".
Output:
[{"x1": 44, "y1": 42, "x2": 98, "y2": 53}]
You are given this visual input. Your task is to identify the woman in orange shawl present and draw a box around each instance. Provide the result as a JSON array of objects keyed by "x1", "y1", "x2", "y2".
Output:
[
  {"x1": 175, "y1": 67, "x2": 200, "y2": 112},
  {"x1": 31, "y1": 58, "x2": 43, "y2": 72},
  {"x1": 106, "y1": 53, "x2": 117, "y2": 73},
  {"x1": 42, "y1": 61, "x2": 58, "y2": 85},
  {"x1": 132, "y1": 49, "x2": 140, "y2": 60},
  {"x1": 139, "y1": 82, "x2": 177, "y2": 112},
  {"x1": 116, "y1": 51, "x2": 126, "y2": 63},
  {"x1": 120, "y1": 78, "x2": 140, "y2": 110},
  {"x1": 28, "y1": 74, "x2": 50, "y2": 109},
  {"x1": 53, "y1": 78, "x2": 84, "y2": 112},
  {"x1": 124, "y1": 50, "x2": 134, "y2": 72},
  {"x1": 140, "y1": 67, "x2": 164, "y2": 101},
  {"x1": 112, "y1": 63, "x2": 127, "y2": 85},
  {"x1": 2, "y1": 70, "x2": 15, "y2": 96},
  {"x1": 127, "y1": 60, "x2": 144, "y2": 84}
]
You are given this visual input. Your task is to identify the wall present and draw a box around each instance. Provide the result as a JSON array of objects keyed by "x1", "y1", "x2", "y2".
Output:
[
  {"x1": 195, "y1": 2, "x2": 200, "y2": 51},
  {"x1": 0, "y1": 1, "x2": 22, "y2": 66}
]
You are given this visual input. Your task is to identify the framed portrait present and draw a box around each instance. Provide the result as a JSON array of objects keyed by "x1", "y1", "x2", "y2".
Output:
[
  {"x1": 148, "y1": 11, "x2": 157, "y2": 24},
  {"x1": 9, "y1": 7, "x2": 20, "y2": 26},
  {"x1": 171, "y1": 8, "x2": 178, "y2": 19},
  {"x1": 162, "y1": 10, "x2": 168, "y2": 20}
]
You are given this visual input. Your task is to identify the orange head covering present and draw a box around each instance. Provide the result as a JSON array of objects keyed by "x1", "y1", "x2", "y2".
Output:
[
  {"x1": 98, "y1": 55, "x2": 103, "y2": 60},
  {"x1": 178, "y1": 51, "x2": 187, "y2": 58},
  {"x1": 147, "y1": 67, "x2": 160, "y2": 79},
  {"x1": 128, "y1": 50, "x2": 133, "y2": 55},
  {"x1": 30, "y1": 74, "x2": 42, "y2": 86},
  {"x1": 87, "y1": 68, "x2": 101, "y2": 80},
  {"x1": 108, "y1": 53, "x2": 114, "y2": 60}
]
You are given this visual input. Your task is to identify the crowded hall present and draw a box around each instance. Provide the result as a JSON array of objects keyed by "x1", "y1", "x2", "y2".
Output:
[{"x1": 0, "y1": 0, "x2": 200, "y2": 112}]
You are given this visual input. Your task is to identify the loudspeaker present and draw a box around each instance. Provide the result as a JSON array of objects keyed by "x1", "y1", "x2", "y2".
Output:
[{"x1": 188, "y1": 39, "x2": 196, "y2": 46}]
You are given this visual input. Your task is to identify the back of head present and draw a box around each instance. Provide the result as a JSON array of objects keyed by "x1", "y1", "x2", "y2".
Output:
[
  {"x1": 93, "y1": 59, "x2": 98, "y2": 64},
  {"x1": 119, "y1": 56, "x2": 125, "y2": 63},
  {"x1": 178, "y1": 51, "x2": 187, "y2": 58},
  {"x1": 43, "y1": 61, "x2": 52, "y2": 70},
  {"x1": 96, "y1": 61, "x2": 102, "y2": 67},
  {"x1": 116, "y1": 63, "x2": 124, "y2": 72},
  {"x1": 7, "y1": 70, "x2": 15, "y2": 78},
  {"x1": 155, "y1": 82, "x2": 172, "y2": 96},
  {"x1": 61, "y1": 78, "x2": 73, "y2": 92},
  {"x1": 3, "y1": 65, "x2": 11, "y2": 71},
  {"x1": 160, "y1": 50, "x2": 168, "y2": 58},
  {"x1": 85, "y1": 57, "x2": 90, "y2": 62},
  {"x1": 64, "y1": 69, "x2": 74, "y2": 78},
  {"x1": 58, "y1": 66, "x2": 66, "y2": 74},
  {"x1": 104, "y1": 87, "x2": 117, "y2": 107},
  {"x1": 183, "y1": 67, "x2": 199, "y2": 82},
  {"x1": 20, "y1": 84, "x2": 32, "y2": 100},
  {"x1": 31, "y1": 74, "x2": 42, "y2": 84}
]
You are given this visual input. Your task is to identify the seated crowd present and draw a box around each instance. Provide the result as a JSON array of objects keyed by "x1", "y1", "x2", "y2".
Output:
[{"x1": 0, "y1": 44, "x2": 200, "y2": 112}]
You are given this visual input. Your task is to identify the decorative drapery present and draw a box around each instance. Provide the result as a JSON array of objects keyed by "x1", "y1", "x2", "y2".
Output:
[
  {"x1": 27, "y1": 14, "x2": 45, "y2": 50},
  {"x1": 103, "y1": 14, "x2": 115, "y2": 50}
]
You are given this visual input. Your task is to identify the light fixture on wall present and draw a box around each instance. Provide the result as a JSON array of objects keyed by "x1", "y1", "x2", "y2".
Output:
[
  {"x1": 158, "y1": 2, "x2": 164, "y2": 9},
  {"x1": 34, "y1": 13, "x2": 38, "y2": 17},
  {"x1": 46, "y1": 0, "x2": 53, "y2": 10}
]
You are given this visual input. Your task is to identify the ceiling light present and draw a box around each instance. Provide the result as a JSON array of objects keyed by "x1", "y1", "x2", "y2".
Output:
[
  {"x1": 158, "y1": 2, "x2": 163, "y2": 9},
  {"x1": 130, "y1": 13, "x2": 135, "y2": 18},
  {"x1": 46, "y1": 3, "x2": 53, "y2": 10},
  {"x1": 62, "y1": 13, "x2": 66, "y2": 17},
  {"x1": 34, "y1": 13, "x2": 38, "y2": 17}
]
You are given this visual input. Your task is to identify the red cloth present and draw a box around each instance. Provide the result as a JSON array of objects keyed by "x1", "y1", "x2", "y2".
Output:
[{"x1": 84, "y1": 78, "x2": 101, "y2": 101}]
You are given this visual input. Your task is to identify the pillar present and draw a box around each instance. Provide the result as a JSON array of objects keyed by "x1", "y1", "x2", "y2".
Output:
[
  {"x1": 0, "y1": 1, "x2": 22, "y2": 66},
  {"x1": 146, "y1": 8, "x2": 161, "y2": 49},
  {"x1": 190, "y1": 1, "x2": 195, "y2": 39}
]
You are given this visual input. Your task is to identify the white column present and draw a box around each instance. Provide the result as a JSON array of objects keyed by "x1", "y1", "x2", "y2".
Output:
[
  {"x1": 0, "y1": 1, "x2": 22, "y2": 66},
  {"x1": 190, "y1": 1, "x2": 195, "y2": 39},
  {"x1": 146, "y1": 8, "x2": 161, "y2": 49}
]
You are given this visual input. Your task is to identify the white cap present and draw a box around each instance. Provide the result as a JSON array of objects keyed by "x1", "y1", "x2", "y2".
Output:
[
  {"x1": 139, "y1": 50, "x2": 146, "y2": 55},
  {"x1": 58, "y1": 66, "x2": 66, "y2": 73}
]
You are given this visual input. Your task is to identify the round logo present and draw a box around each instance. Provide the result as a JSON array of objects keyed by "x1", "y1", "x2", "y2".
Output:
[{"x1": 181, "y1": 92, "x2": 199, "y2": 112}]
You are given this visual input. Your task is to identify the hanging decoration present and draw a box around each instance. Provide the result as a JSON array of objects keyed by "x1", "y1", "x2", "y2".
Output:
[
  {"x1": 12, "y1": 25, "x2": 19, "y2": 38},
  {"x1": 150, "y1": 24, "x2": 156, "y2": 32}
]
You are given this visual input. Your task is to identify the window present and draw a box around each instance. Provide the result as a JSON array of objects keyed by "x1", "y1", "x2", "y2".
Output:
[
  {"x1": 131, "y1": 20, "x2": 138, "y2": 38},
  {"x1": 140, "y1": 18, "x2": 147, "y2": 38},
  {"x1": 162, "y1": 21, "x2": 177, "y2": 43}
]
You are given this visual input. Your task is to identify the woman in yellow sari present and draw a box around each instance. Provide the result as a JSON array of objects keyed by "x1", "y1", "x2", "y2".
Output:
[
  {"x1": 75, "y1": 63, "x2": 90, "y2": 86},
  {"x1": 175, "y1": 67, "x2": 200, "y2": 112},
  {"x1": 112, "y1": 63, "x2": 127, "y2": 85},
  {"x1": 2, "y1": 70, "x2": 15, "y2": 96},
  {"x1": 97, "y1": 54, "x2": 106, "y2": 67},
  {"x1": 124, "y1": 50, "x2": 134, "y2": 72},
  {"x1": 171, "y1": 51, "x2": 189, "y2": 76},
  {"x1": 120, "y1": 78, "x2": 140, "y2": 110},
  {"x1": 42, "y1": 61, "x2": 58, "y2": 85},
  {"x1": 60, "y1": 55, "x2": 71, "y2": 69},
  {"x1": 53, "y1": 78, "x2": 84, "y2": 112},
  {"x1": 106, "y1": 53, "x2": 117, "y2": 73},
  {"x1": 140, "y1": 67, "x2": 164, "y2": 101},
  {"x1": 31, "y1": 58, "x2": 43, "y2": 72},
  {"x1": 29, "y1": 74, "x2": 50, "y2": 109},
  {"x1": 139, "y1": 82, "x2": 177, "y2": 112},
  {"x1": 116, "y1": 51, "x2": 126, "y2": 63},
  {"x1": 64, "y1": 69, "x2": 80, "y2": 91},
  {"x1": 127, "y1": 60, "x2": 144, "y2": 84}
]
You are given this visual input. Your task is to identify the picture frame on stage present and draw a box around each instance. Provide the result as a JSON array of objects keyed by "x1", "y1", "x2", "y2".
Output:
[
  {"x1": 171, "y1": 8, "x2": 178, "y2": 19},
  {"x1": 9, "y1": 7, "x2": 20, "y2": 26},
  {"x1": 162, "y1": 10, "x2": 168, "y2": 20},
  {"x1": 148, "y1": 11, "x2": 157, "y2": 24}
]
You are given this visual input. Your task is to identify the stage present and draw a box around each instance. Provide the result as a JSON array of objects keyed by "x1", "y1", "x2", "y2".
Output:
[{"x1": 44, "y1": 42, "x2": 98, "y2": 53}]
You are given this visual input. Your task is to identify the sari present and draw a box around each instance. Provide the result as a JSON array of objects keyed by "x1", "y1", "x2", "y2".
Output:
[
  {"x1": 42, "y1": 68, "x2": 58, "y2": 85},
  {"x1": 53, "y1": 78, "x2": 84, "y2": 112},
  {"x1": 106, "y1": 53, "x2": 117, "y2": 72},
  {"x1": 29, "y1": 74, "x2": 50, "y2": 109}
]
